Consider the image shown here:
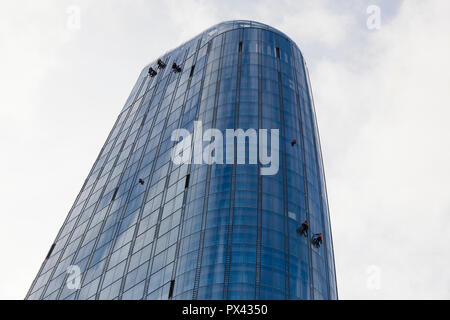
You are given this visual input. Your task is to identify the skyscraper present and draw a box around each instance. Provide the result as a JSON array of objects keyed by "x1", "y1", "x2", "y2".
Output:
[{"x1": 26, "y1": 20, "x2": 337, "y2": 300}]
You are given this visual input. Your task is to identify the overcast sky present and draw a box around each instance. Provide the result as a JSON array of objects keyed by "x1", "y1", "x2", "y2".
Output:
[{"x1": 1, "y1": 0, "x2": 449, "y2": 300}]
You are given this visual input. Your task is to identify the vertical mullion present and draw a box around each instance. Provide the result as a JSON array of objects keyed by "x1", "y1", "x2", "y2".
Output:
[
  {"x1": 255, "y1": 29, "x2": 263, "y2": 299},
  {"x1": 222, "y1": 29, "x2": 243, "y2": 299}
]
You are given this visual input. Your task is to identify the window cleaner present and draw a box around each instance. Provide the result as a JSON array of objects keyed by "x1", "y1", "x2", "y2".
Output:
[
  {"x1": 138, "y1": 178, "x2": 145, "y2": 185},
  {"x1": 157, "y1": 59, "x2": 167, "y2": 69},
  {"x1": 291, "y1": 139, "x2": 297, "y2": 146},
  {"x1": 296, "y1": 220, "x2": 309, "y2": 237},
  {"x1": 312, "y1": 233, "x2": 322, "y2": 248},
  {"x1": 172, "y1": 62, "x2": 182, "y2": 73},
  {"x1": 148, "y1": 67, "x2": 157, "y2": 77}
]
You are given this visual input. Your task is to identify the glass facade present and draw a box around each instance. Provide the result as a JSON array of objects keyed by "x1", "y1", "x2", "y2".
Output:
[{"x1": 25, "y1": 20, "x2": 337, "y2": 300}]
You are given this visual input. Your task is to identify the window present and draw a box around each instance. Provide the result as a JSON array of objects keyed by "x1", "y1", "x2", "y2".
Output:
[{"x1": 46, "y1": 244, "x2": 56, "y2": 259}]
